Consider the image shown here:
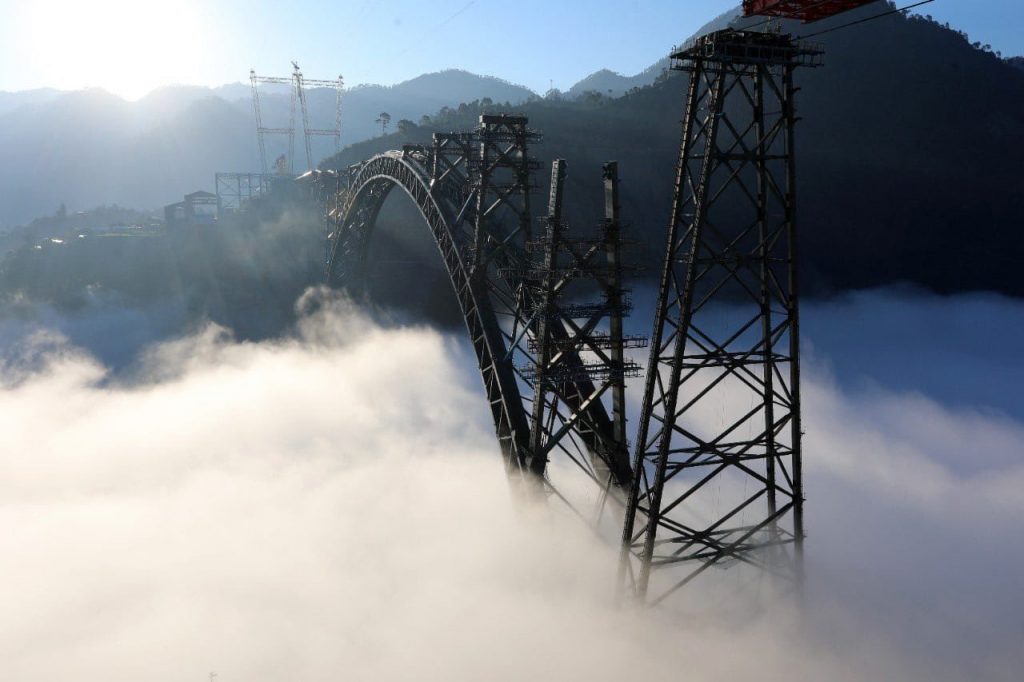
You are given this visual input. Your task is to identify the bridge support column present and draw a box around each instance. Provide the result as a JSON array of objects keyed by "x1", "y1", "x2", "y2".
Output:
[{"x1": 619, "y1": 29, "x2": 821, "y2": 605}]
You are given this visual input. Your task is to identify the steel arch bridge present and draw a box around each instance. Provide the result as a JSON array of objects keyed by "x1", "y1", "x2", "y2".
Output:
[
  {"x1": 305, "y1": 72, "x2": 809, "y2": 605},
  {"x1": 308, "y1": 116, "x2": 636, "y2": 523}
]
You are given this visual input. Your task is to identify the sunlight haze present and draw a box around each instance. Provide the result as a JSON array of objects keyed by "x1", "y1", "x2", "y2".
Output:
[
  {"x1": 0, "y1": 1, "x2": 1021, "y2": 98},
  {"x1": 0, "y1": 1, "x2": 1021, "y2": 680},
  {"x1": 8, "y1": 0, "x2": 213, "y2": 99}
]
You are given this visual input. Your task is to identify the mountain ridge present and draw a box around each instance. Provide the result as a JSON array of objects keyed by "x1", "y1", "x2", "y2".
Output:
[
  {"x1": 4, "y1": 9, "x2": 1022, "y2": 303},
  {"x1": 565, "y1": 8, "x2": 741, "y2": 97},
  {"x1": 0, "y1": 70, "x2": 539, "y2": 228},
  {"x1": 323, "y1": 8, "x2": 1024, "y2": 300}
]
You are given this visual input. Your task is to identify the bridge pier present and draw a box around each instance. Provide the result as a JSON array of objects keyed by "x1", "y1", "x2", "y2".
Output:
[{"x1": 618, "y1": 29, "x2": 821, "y2": 605}]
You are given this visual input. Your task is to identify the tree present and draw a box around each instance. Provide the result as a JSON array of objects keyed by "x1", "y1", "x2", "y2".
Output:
[
  {"x1": 375, "y1": 112, "x2": 392, "y2": 136},
  {"x1": 396, "y1": 119, "x2": 416, "y2": 135}
]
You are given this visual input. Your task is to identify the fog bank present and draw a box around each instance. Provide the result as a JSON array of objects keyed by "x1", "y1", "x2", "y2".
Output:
[{"x1": 1, "y1": 288, "x2": 1021, "y2": 681}]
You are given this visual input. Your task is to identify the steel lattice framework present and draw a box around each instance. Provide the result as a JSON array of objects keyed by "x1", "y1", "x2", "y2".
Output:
[
  {"x1": 618, "y1": 29, "x2": 822, "y2": 605},
  {"x1": 272, "y1": 0, "x2": 918, "y2": 612},
  {"x1": 312, "y1": 115, "x2": 641, "y2": 521},
  {"x1": 215, "y1": 172, "x2": 275, "y2": 215},
  {"x1": 250, "y1": 63, "x2": 343, "y2": 175},
  {"x1": 303, "y1": 29, "x2": 821, "y2": 602}
]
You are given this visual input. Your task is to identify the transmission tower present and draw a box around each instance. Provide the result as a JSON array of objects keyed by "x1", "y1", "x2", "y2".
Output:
[
  {"x1": 618, "y1": 29, "x2": 823, "y2": 605},
  {"x1": 250, "y1": 63, "x2": 343, "y2": 175}
]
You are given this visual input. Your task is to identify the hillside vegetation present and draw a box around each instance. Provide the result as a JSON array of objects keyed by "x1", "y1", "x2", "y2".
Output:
[{"x1": 325, "y1": 8, "x2": 1024, "y2": 298}]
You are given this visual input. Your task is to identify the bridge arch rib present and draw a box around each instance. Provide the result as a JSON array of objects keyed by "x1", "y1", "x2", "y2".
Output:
[
  {"x1": 320, "y1": 137, "x2": 634, "y2": 520},
  {"x1": 328, "y1": 151, "x2": 533, "y2": 473}
]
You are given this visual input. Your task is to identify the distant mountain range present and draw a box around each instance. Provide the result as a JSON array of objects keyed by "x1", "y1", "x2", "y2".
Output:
[
  {"x1": 565, "y1": 9, "x2": 741, "y2": 98},
  {"x1": 0, "y1": 6, "x2": 757, "y2": 230},
  {"x1": 2, "y1": 5, "x2": 1023, "y2": 300},
  {"x1": 0, "y1": 70, "x2": 537, "y2": 228},
  {"x1": 324, "y1": 7, "x2": 1024, "y2": 300},
  {"x1": 0, "y1": 88, "x2": 62, "y2": 116},
  {"x1": 1, "y1": 5, "x2": 1022, "y2": 346}
]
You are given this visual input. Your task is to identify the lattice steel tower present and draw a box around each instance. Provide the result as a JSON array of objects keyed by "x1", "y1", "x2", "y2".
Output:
[
  {"x1": 619, "y1": 29, "x2": 823, "y2": 605},
  {"x1": 250, "y1": 63, "x2": 343, "y2": 175}
]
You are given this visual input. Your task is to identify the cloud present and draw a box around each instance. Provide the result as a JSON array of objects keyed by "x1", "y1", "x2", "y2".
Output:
[{"x1": 0, "y1": 288, "x2": 1020, "y2": 681}]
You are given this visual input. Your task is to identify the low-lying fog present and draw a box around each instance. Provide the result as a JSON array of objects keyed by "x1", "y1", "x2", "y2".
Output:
[{"x1": 1, "y1": 287, "x2": 1021, "y2": 681}]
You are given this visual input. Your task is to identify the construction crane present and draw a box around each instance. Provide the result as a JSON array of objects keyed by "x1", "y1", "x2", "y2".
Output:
[
  {"x1": 743, "y1": 0, "x2": 936, "y2": 31},
  {"x1": 250, "y1": 63, "x2": 343, "y2": 175},
  {"x1": 742, "y1": 0, "x2": 879, "y2": 22}
]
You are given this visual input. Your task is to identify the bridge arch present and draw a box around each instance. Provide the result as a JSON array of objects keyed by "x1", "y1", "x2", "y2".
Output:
[
  {"x1": 320, "y1": 144, "x2": 633, "y2": 519},
  {"x1": 328, "y1": 151, "x2": 533, "y2": 474}
]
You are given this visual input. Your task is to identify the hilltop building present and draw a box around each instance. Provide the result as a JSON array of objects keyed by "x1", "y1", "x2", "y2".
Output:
[{"x1": 164, "y1": 191, "x2": 218, "y2": 227}]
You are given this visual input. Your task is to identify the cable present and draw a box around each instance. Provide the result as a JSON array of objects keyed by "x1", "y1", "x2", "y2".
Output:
[{"x1": 795, "y1": 0, "x2": 936, "y2": 40}]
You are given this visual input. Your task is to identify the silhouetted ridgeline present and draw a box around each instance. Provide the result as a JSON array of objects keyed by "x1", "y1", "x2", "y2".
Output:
[
  {"x1": 1, "y1": 7, "x2": 1021, "y2": 354},
  {"x1": 325, "y1": 9, "x2": 1024, "y2": 299},
  {"x1": 0, "y1": 71, "x2": 536, "y2": 228}
]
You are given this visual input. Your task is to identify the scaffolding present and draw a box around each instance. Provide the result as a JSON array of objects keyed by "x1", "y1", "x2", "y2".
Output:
[{"x1": 214, "y1": 172, "x2": 275, "y2": 215}]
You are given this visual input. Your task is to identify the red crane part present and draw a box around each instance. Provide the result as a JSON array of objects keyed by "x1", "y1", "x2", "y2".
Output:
[{"x1": 742, "y1": 0, "x2": 878, "y2": 22}]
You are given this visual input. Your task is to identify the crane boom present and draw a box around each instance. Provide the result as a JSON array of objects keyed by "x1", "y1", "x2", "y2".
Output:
[{"x1": 743, "y1": 0, "x2": 878, "y2": 22}]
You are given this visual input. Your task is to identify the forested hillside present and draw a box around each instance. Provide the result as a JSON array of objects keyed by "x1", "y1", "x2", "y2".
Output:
[
  {"x1": 325, "y1": 8, "x2": 1024, "y2": 298},
  {"x1": 3, "y1": 5, "x2": 1022, "y2": 350},
  {"x1": 0, "y1": 71, "x2": 536, "y2": 228}
]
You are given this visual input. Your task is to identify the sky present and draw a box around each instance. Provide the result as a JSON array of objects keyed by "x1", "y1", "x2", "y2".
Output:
[{"x1": 0, "y1": 0, "x2": 1021, "y2": 100}]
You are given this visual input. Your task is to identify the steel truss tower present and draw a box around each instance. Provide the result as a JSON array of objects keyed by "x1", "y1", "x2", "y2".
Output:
[
  {"x1": 619, "y1": 29, "x2": 822, "y2": 605},
  {"x1": 522, "y1": 159, "x2": 646, "y2": 506},
  {"x1": 215, "y1": 172, "x2": 273, "y2": 215},
  {"x1": 250, "y1": 64, "x2": 343, "y2": 175}
]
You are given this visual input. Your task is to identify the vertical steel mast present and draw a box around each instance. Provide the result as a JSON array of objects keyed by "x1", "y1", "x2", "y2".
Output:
[
  {"x1": 603, "y1": 162, "x2": 630, "y2": 465},
  {"x1": 250, "y1": 69, "x2": 296, "y2": 175},
  {"x1": 619, "y1": 29, "x2": 822, "y2": 605},
  {"x1": 521, "y1": 159, "x2": 643, "y2": 513},
  {"x1": 251, "y1": 64, "x2": 343, "y2": 175},
  {"x1": 293, "y1": 63, "x2": 345, "y2": 171}
]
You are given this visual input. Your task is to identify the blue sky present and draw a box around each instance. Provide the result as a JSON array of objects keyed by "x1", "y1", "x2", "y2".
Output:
[{"x1": 0, "y1": 1, "x2": 1021, "y2": 99}]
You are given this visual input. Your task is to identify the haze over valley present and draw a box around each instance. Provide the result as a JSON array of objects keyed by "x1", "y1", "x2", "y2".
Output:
[{"x1": 1, "y1": 2, "x2": 1022, "y2": 681}]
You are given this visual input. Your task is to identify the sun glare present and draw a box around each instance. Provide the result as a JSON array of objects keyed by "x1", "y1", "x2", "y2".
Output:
[{"x1": 16, "y1": 0, "x2": 212, "y2": 99}]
